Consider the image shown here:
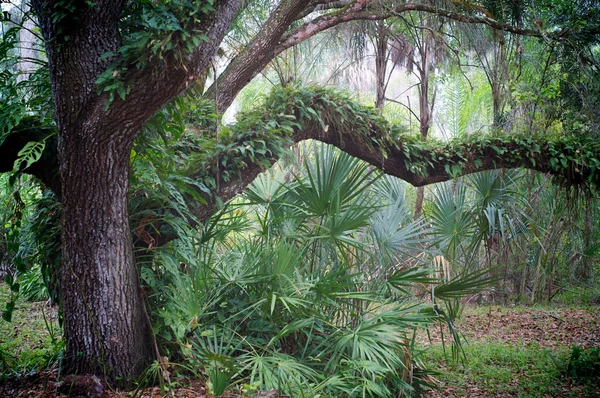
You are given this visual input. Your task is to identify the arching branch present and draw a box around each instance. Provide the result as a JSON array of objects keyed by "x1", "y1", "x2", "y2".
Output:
[
  {"x1": 203, "y1": 0, "x2": 313, "y2": 112},
  {"x1": 276, "y1": 2, "x2": 541, "y2": 54},
  {"x1": 139, "y1": 85, "x2": 599, "y2": 247},
  {"x1": 206, "y1": 0, "x2": 546, "y2": 112}
]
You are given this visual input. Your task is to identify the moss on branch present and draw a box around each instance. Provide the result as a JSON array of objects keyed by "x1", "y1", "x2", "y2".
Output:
[
  {"x1": 206, "y1": 84, "x2": 600, "y2": 191},
  {"x1": 129, "y1": 84, "x2": 600, "y2": 246}
]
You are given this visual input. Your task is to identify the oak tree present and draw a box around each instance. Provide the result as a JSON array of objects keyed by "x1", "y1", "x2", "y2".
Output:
[{"x1": 0, "y1": 0, "x2": 598, "y2": 387}]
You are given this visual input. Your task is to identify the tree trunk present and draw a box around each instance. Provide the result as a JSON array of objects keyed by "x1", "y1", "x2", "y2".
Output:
[
  {"x1": 374, "y1": 21, "x2": 388, "y2": 111},
  {"x1": 30, "y1": 0, "x2": 154, "y2": 384},
  {"x1": 414, "y1": 186, "x2": 425, "y2": 220},
  {"x1": 59, "y1": 125, "x2": 154, "y2": 384},
  {"x1": 413, "y1": 32, "x2": 432, "y2": 220},
  {"x1": 580, "y1": 196, "x2": 593, "y2": 281},
  {"x1": 29, "y1": 0, "x2": 242, "y2": 386}
]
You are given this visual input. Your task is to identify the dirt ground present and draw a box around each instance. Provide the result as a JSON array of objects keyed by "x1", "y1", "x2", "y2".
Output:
[
  {"x1": 426, "y1": 306, "x2": 600, "y2": 348},
  {"x1": 1, "y1": 306, "x2": 598, "y2": 397}
]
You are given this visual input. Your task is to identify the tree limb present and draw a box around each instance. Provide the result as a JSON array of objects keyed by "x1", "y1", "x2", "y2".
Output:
[
  {"x1": 295, "y1": 1, "x2": 353, "y2": 21},
  {"x1": 276, "y1": 2, "x2": 541, "y2": 56},
  {"x1": 109, "y1": 0, "x2": 244, "y2": 137},
  {"x1": 203, "y1": 0, "x2": 312, "y2": 112},
  {"x1": 206, "y1": 0, "x2": 546, "y2": 112},
  {"x1": 139, "y1": 85, "x2": 599, "y2": 247}
]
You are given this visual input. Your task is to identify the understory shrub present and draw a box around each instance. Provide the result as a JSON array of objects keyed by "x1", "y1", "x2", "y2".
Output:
[{"x1": 141, "y1": 143, "x2": 494, "y2": 397}]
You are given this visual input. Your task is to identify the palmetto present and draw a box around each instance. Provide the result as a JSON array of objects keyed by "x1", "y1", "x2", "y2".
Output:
[{"x1": 145, "y1": 143, "x2": 494, "y2": 397}]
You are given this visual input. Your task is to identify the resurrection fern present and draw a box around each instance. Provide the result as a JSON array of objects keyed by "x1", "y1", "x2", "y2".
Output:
[
  {"x1": 228, "y1": 84, "x2": 600, "y2": 188},
  {"x1": 128, "y1": 83, "x2": 600, "y2": 251},
  {"x1": 96, "y1": 0, "x2": 217, "y2": 105}
]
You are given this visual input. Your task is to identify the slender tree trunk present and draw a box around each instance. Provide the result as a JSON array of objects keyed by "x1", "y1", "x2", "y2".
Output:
[
  {"x1": 17, "y1": 2, "x2": 37, "y2": 82},
  {"x1": 580, "y1": 196, "x2": 593, "y2": 281},
  {"x1": 519, "y1": 237, "x2": 528, "y2": 301},
  {"x1": 374, "y1": 22, "x2": 387, "y2": 111},
  {"x1": 413, "y1": 34, "x2": 432, "y2": 220},
  {"x1": 414, "y1": 187, "x2": 425, "y2": 219},
  {"x1": 59, "y1": 124, "x2": 154, "y2": 383}
]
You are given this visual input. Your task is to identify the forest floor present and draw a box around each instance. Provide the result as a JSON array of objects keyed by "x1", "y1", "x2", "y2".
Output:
[
  {"x1": 1, "y1": 286, "x2": 599, "y2": 397},
  {"x1": 422, "y1": 305, "x2": 600, "y2": 397}
]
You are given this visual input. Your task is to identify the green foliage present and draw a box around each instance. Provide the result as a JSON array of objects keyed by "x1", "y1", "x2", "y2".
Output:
[
  {"x1": 425, "y1": 341, "x2": 568, "y2": 397},
  {"x1": 427, "y1": 170, "x2": 528, "y2": 264},
  {"x1": 0, "y1": 284, "x2": 62, "y2": 379},
  {"x1": 131, "y1": 82, "x2": 600, "y2": 215},
  {"x1": 15, "y1": 191, "x2": 61, "y2": 305},
  {"x1": 96, "y1": 0, "x2": 216, "y2": 105},
  {"x1": 437, "y1": 71, "x2": 493, "y2": 139},
  {"x1": 565, "y1": 346, "x2": 600, "y2": 383},
  {"x1": 0, "y1": 172, "x2": 61, "y2": 321},
  {"x1": 139, "y1": 144, "x2": 497, "y2": 397},
  {"x1": 0, "y1": 21, "x2": 54, "y2": 147},
  {"x1": 216, "y1": 84, "x2": 600, "y2": 189},
  {"x1": 0, "y1": 9, "x2": 56, "y2": 187},
  {"x1": 553, "y1": 286, "x2": 600, "y2": 307}
]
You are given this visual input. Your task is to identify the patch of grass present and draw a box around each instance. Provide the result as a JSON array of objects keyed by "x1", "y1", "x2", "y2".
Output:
[
  {"x1": 425, "y1": 342, "x2": 566, "y2": 396},
  {"x1": 425, "y1": 341, "x2": 600, "y2": 397},
  {"x1": 0, "y1": 284, "x2": 62, "y2": 377},
  {"x1": 564, "y1": 346, "x2": 600, "y2": 382},
  {"x1": 553, "y1": 287, "x2": 600, "y2": 307}
]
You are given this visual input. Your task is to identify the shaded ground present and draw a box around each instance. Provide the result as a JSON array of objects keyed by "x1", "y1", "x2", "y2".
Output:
[
  {"x1": 425, "y1": 305, "x2": 600, "y2": 348},
  {"x1": 0, "y1": 302, "x2": 598, "y2": 397},
  {"x1": 424, "y1": 305, "x2": 600, "y2": 398}
]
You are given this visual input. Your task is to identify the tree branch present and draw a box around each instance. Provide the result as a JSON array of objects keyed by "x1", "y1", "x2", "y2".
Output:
[
  {"x1": 140, "y1": 85, "x2": 599, "y2": 247},
  {"x1": 109, "y1": 0, "x2": 244, "y2": 137},
  {"x1": 204, "y1": 0, "x2": 312, "y2": 112},
  {"x1": 295, "y1": 1, "x2": 353, "y2": 21},
  {"x1": 276, "y1": 2, "x2": 541, "y2": 56},
  {"x1": 205, "y1": 0, "x2": 546, "y2": 112}
]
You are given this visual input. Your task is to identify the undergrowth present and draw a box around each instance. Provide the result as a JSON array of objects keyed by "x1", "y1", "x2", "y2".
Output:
[{"x1": 0, "y1": 284, "x2": 62, "y2": 379}]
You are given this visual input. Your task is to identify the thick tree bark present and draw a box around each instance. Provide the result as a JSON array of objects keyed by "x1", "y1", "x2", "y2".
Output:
[
  {"x1": 59, "y1": 123, "x2": 152, "y2": 381},
  {"x1": 29, "y1": 0, "x2": 243, "y2": 387},
  {"x1": 30, "y1": 0, "x2": 154, "y2": 383}
]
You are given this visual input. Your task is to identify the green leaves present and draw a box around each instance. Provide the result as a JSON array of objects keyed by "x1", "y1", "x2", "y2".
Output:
[
  {"x1": 96, "y1": 0, "x2": 218, "y2": 108},
  {"x1": 137, "y1": 137, "x2": 497, "y2": 396},
  {"x1": 129, "y1": 83, "x2": 600, "y2": 396},
  {"x1": 432, "y1": 267, "x2": 499, "y2": 300},
  {"x1": 12, "y1": 140, "x2": 46, "y2": 172}
]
